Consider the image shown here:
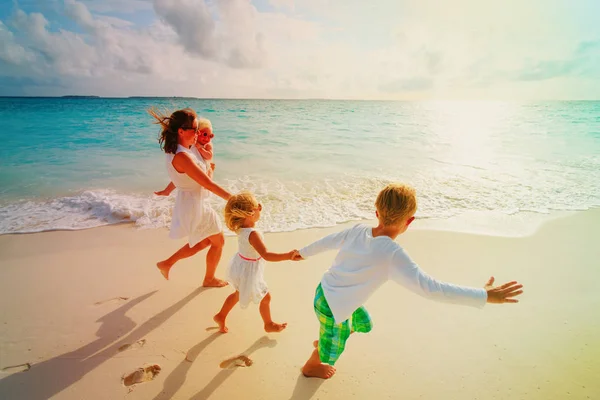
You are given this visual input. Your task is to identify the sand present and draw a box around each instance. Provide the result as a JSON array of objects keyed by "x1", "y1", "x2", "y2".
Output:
[{"x1": 1, "y1": 210, "x2": 599, "y2": 399}]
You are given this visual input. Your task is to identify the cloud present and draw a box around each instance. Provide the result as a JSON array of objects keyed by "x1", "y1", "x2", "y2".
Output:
[
  {"x1": 153, "y1": 0, "x2": 266, "y2": 68},
  {"x1": 79, "y1": 0, "x2": 153, "y2": 14},
  {"x1": 0, "y1": 21, "x2": 35, "y2": 65},
  {"x1": 516, "y1": 60, "x2": 577, "y2": 82},
  {"x1": 153, "y1": 0, "x2": 217, "y2": 59},
  {"x1": 513, "y1": 40, "x2": 600, "y2": 82},
  {"x1": 0, "y1": 0, "x2": 599, "y2": 99},
  {"x1": 268, "y1": 0, "x2": 294, "y2": 11},
  {"x1": 63, "y1": 0, "x2": 165, "y2": 75},
  {"x1": 10, "y1": 9, "x2": 99, "y2": 76},
  {"x1": 379, "y1": 77, "x2": 433, "y2": 93}
]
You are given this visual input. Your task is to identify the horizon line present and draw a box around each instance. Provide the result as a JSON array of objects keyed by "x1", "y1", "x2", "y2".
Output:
[{"x1": 1, "y1": 95, "x2": 599, "y2": 102}]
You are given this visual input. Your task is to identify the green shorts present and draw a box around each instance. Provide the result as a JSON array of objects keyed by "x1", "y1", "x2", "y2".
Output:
[{"x1": 314, "y1": 283, "x2": 373, "y2": 365}]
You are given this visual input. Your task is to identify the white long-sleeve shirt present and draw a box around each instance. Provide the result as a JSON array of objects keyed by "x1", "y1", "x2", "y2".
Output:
[{"x1": 299, "y1": 224, "x2": 487, "y2": 324}]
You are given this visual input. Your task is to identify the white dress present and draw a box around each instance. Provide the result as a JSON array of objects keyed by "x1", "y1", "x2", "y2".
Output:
[
  {"x1": 165, "y1": 144, "x2": 222, "y2": 247},
  {"x1": 192, "y1": 145, "x2": 211, "y2": 171},
  {"x1": 227, "y1": 228, "x2": 269, "y2": 308}
]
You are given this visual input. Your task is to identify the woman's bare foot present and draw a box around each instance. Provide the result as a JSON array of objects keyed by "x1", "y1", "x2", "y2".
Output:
[
  {"x1": 213, "y1": 314, "x2": 228, "y2": 333},
  {"x1": 264, "y1": 322, "x2": 287, "y2": 333},
  {"x1": 156, "y1": 261, "x2": 173, "y2": 280},
  {"x1": 203, "y1": 278, "x2": 229, "y2": 288}
]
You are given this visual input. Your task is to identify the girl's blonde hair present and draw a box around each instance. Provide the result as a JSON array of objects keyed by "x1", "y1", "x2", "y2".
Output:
[
  {"x1": 198, "y1": 117, "x2": 212, "y2": 131},
  {"x1": 224, "y1": 191, "x2": 259, "y2": 232}
]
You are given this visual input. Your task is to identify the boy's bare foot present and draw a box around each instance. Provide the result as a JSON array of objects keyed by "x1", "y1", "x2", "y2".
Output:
[
  {"x1": 203, "y1": 278, "x2": 229, "y2": 288},
  {"x1": 213, "y1": 314, "x2": 228, "y2": 333},
  {"x1": 156, "y1": 261, "x2": 172, "y2": 280},
  {"x1": 302, "y1": 359, "x2": 336, "y2": 379},
  {"x1": 264, "y1": 322, "x2": 287, "y2": 333},
  {"x1": 302, "y1": 348, "x2": 336, "y2": 379}
]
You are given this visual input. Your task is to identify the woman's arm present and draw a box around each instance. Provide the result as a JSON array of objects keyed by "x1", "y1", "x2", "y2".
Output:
[
  {"x1": 154, "y1": 181, "x2": 176, "y2": 196},
  {"x1": 172, "y1": 152, "x2": 230, "y2": 200}
]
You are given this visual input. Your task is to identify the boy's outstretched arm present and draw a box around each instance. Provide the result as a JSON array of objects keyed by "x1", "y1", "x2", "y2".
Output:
[
  {"x1": 389, "y1": 248, "x2": 523, "y2": 307},
  {"x1": 298, "y1": 226, "x2": 355, "y2": 259},
  {"x1": 484, "y1": 276, "x2": 523, "y2": 304}
]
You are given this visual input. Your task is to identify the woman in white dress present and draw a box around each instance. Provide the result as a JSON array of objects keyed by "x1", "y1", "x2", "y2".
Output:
[{"x1": 150, "y1": 108, "x2": 231, "y2": 287}]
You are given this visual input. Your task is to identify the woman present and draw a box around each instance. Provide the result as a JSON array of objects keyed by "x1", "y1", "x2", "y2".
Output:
[{"x1": 150, "y1": 107, "x2": 230, "y2": 287}]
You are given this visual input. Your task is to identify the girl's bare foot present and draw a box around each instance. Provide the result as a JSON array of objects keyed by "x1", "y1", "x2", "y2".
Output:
[
  {"x1": 264, "y1": 322, "x2": 287, "y2": 333},
  {"x1": 213, "y1": 314, "x2": 228, "y2": 333},
  {"x1": 203, "y1": 278, "x2": 229, "y2": 288},
  {"x1": 156, "y1": 261, "x2": 172, "y2": 280}
]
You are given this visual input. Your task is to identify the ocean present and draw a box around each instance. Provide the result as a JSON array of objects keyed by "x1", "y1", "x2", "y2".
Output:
[{"x1": 0, "y1": 97, "x2": 598, "y2": 236}]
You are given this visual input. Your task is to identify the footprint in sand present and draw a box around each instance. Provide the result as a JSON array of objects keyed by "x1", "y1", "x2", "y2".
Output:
[
  {"x1": 118, "y1": 339, "x2": 147, "y2": 352},
  {"x1": 219, "y1": 355, "x2": 253, "y2": 369},
  {"x1": 94, "y1": 296, "x2": 130, "y2": 306},
  {"x1": 2, "y1": 363, "x2": 31, "y2": 373},
  {"x1": 122, "y1": 364, "x2": 161, "y2": 387}
]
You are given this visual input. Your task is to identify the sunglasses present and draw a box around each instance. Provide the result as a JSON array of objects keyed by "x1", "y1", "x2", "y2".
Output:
[
  {"x1": 199, "y1": 131, "x2": 215, "y2": 138},
  {"x1": 182, "y1": 126, "x2": 200, "y2": 133}
]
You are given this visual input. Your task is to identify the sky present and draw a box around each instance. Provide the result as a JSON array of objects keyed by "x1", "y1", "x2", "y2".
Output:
[{"x1": 0, "y1": 0, "x2": 599, "y2": 99}]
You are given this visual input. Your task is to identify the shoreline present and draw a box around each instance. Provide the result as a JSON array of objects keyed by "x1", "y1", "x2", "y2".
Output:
[
  {"x1": 1, "y1": 209, "x2": 599, "y2": 399},
  {"x1": 1, "y1": 205, "x2": 595, "y2": 238}
]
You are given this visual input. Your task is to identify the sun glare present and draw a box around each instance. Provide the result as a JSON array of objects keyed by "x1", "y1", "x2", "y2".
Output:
[{"x1": 420, "y1": 101, "x2": 518, "y2": 169}]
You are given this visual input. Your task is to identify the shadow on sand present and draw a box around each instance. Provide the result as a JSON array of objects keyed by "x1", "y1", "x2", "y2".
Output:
[
  {"x1": 0, "y1": 287, "x2": 207, "y2": 400},
  {"x1": 152, "y1": 335, "x2": 278, "y2": 399},
  {"x1": 288, "y1": 373, "x2": 325, "y2": 400}
]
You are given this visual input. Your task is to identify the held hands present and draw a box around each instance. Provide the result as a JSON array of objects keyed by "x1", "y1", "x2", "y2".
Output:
[
  {"x1": 484, "y1": 277, "x2": 523, "y2": 304},
  {"x1": 290, "y1": 250, "x2": 304, "y2": 261}
]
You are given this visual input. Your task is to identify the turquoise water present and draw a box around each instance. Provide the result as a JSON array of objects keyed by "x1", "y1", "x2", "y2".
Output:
[{"x1": 0, "y1": 98, "x2": 599, "y2": 235}]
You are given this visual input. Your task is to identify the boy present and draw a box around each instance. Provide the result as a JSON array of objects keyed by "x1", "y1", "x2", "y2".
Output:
[{"x1": 296, "y1": 183, "x2": 523, "y2": 379}]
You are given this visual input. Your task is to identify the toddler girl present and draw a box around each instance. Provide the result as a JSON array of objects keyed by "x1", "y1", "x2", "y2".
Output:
[{"x1": 213, "y1": 192, "x2": 298, "y2": 333}]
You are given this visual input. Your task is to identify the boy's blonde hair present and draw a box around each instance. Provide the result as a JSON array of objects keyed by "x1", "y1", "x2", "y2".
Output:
[
  {"x1": 224, "y1": 191, "x2": 259, "y2": 232},
  {"x1": 375, "y1": 183, "x2": 417, "y2": 226},
  {"x1": 198, "y1": 117, "x2": 212, "y2": 131}
]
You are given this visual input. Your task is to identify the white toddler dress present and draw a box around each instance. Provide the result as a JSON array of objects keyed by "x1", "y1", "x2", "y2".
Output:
[
  {"x1": 165, "y1": 144, "x2": 222, "y2": 247},
  {"x1": 227, "y1": 228, "x2": 269, "y2": 308}
]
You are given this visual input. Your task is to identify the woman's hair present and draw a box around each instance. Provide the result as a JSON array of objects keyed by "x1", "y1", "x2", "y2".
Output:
[
  {"x1": 224, "y1": 191, "x2": 259, "y2": 233},
  {"x1": 148, "y1": 107, "x2": 197, "y2": 154}
]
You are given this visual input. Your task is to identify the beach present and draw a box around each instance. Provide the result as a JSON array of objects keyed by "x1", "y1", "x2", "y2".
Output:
[
  {"x1": 1, "y1": 209, "x2": 599, "y2": 400},
  {"x1": 2, "y1": 0, "x2": 600, "y2": 398}
]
